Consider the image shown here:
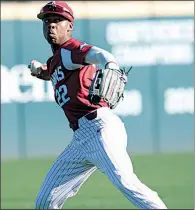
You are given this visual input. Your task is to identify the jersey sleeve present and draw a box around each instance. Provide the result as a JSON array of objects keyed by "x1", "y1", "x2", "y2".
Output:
[
  {"x1": 61, "y1": 39, "x2": 92, "y2": 70},
  {"x1": 72, "y1": 43, "x2": 92, "y2": 65}
]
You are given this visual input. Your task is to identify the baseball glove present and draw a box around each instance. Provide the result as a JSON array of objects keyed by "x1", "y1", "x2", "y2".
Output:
[{"x1": 88, "y1": 67, "x2": 132, "y2": 109}]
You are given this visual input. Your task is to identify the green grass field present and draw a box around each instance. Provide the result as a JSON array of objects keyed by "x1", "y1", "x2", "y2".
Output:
[{"x1": 1, "y1": 153, "x2": 193, "y2": 209}]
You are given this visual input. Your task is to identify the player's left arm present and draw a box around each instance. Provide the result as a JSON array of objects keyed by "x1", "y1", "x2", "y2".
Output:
[
  {"x1": 61, "y1": 42, "x2": 120, "y2": 71},
  {"x1": 86, "y1": 47, "x2": 129, "y2": 109},
  {"x1": 84, "y1": 46, "x2": 120, "y2": 70}
]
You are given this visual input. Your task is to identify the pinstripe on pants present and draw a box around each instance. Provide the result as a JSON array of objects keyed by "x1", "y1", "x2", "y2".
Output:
[{"x1": 35, "y1": 107, "x2": 167, "y2": 209}]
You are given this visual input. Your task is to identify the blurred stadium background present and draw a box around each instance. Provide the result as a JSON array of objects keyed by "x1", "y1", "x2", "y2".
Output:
[{"x1": 1, "y1": 1, "x2": 194, "y2": 209}]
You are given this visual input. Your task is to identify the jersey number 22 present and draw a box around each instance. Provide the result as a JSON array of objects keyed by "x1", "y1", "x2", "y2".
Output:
[{"x1": 56, "y1": 84, "x2": 70, "y2": 107}]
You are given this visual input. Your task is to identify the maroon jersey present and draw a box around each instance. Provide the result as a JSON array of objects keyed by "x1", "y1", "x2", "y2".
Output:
[{"x1": 47, "y1": 38, "x2": 108, "y2": 123}]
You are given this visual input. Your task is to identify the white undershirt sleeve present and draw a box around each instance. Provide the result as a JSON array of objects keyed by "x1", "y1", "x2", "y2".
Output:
[{"x1": 85, "y1": 46, "x2": 120, "y2": 69}]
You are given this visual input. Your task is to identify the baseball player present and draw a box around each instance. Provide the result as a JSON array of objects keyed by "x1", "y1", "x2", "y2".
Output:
[{"x1": 29, "y1": 1, "x2": 167, "y2": 209}]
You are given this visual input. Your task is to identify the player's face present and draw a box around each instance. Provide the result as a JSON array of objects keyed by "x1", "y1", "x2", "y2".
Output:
[{"x1": 43, "y1": 14, "x2": 73, "y2": 45}]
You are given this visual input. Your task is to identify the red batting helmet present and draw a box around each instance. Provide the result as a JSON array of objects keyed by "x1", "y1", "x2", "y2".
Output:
[{"x1": 37, "y1": 1, "x2": 74, "y2": 23}]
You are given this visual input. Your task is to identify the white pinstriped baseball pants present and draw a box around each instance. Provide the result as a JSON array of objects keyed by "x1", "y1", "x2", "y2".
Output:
[{"x1": 35, "y1": 107, "x2": 167, "y2": 209}]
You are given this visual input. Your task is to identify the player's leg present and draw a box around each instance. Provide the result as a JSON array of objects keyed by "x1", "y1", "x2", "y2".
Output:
[
  {"x1": 35, "y1": 140, "x2": 96, "y2": 209},
  {"x1": 84, "y1": 111, "x2": 167, "y2": 209}
]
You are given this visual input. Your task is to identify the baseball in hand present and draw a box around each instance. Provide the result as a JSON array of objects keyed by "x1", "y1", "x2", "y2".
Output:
[{"x1": 29, "y1": 60, "x2": 42, "y2": 76}]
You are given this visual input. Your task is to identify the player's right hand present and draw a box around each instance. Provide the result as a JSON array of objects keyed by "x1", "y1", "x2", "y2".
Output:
[{"x1": 28, "y1": 60, "x2": 43, "y2": 77}]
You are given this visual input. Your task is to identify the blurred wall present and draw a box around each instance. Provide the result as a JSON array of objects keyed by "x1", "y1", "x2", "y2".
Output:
[{"x1": 1, "y1": 1, "x2": 194, "y2": 159}]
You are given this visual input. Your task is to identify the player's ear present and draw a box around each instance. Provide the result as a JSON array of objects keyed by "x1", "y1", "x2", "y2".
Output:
[{"x1": 68, "y1": 22, "x2": 73, "y2": 31}]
